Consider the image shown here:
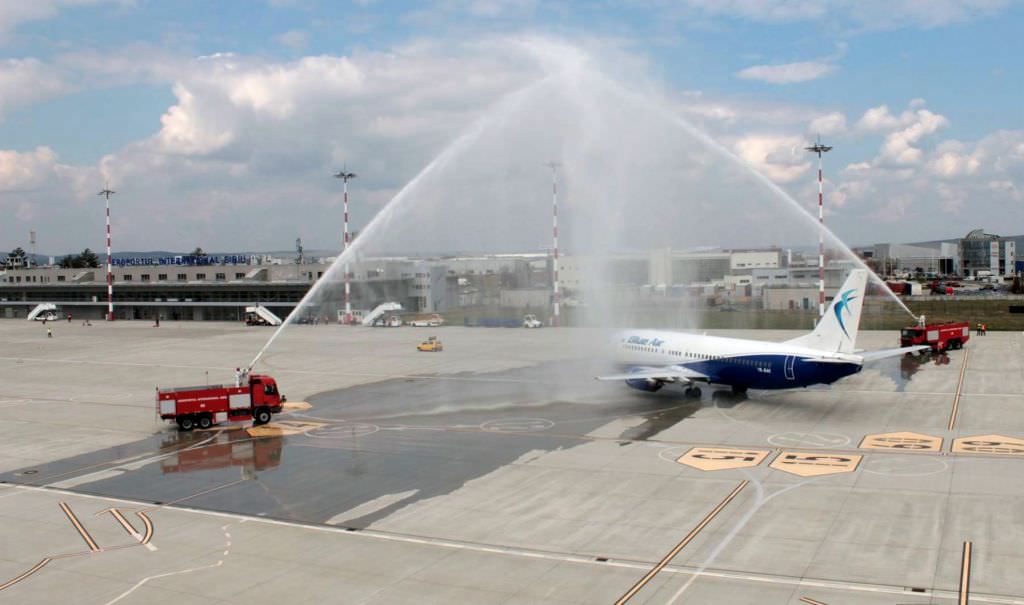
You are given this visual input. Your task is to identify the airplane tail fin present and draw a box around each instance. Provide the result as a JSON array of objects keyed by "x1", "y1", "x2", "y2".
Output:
[{"x1": 786, "y1": 269, "x2": 868, "y2": 354}]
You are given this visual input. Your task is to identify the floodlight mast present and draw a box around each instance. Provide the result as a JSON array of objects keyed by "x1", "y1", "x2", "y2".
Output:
[
  {"x1": 546, "y1": 162, "x2": 561, "y2": 327},
  {"x1": 805, "y1": 139, "x2": 832, "y2": 318},
  {"x1": 98, "y1": 187, "x2": 116, "y2": 321},
  {"x1": 334, "y1": 169, "x2": 357, "y2": 323}
]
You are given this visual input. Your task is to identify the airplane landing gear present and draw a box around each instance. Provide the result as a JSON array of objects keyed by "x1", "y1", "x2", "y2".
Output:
[{"x1": 684, "y1": 386, "x2": 702, "y2": 399}]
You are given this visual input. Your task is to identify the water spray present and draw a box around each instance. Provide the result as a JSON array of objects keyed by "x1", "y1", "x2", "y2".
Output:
[{"x1": 590, "y1": 76, "x2": 918, "y2": 321}]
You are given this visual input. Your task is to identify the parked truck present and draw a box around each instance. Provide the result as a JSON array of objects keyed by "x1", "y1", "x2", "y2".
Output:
[
  {"x1": 156, "y1": 374, "x2": 285, "y2": 431},
  {"x1": 900, "y1": 320, "x2": 970, "y2": 353}
]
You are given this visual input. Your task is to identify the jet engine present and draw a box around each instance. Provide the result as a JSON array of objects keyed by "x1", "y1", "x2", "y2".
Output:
[{"x1": 625, "y1": 378, "x2": 663, "y2": 392}]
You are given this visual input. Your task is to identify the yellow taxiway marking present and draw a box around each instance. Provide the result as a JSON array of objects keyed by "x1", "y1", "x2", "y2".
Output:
[
  {"x1": 948, "y1": 348, "x2": 970, "y2": 430},
  {"x1": 246, "y1": 420, "x2": 325, "y2": 437},
  {"x1": 800, "y1": 598, "x2": 829, "y2": 605},
  {"x1": 59, "y1": 502, "x2": 99, "y2": 552},
  {"x1": 676, "y1": 447, "x2": 770, "y2": 471},
  {"x1": 281, "y1": 401, "x2": 312, "y2": 411},
  {"x1": 859, "y1": 432, "x2": 943, "y2": 452},
  {"x1": 769, "y1": 451, "x2": 862, "y2": 478},
  {"x1": 960, "y1": 541, "x2": 973, "y2": 605},
  {"x1": 952, "y1": 435, "x2": 1024, "y2": 456},
  {"x1": 615, "y1": 480, "x2": 749, "y2": 605}
]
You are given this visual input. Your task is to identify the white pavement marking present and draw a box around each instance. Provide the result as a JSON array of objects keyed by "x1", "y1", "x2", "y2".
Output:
[
  {"x1": 9, "y1": 483, "x2": 1023, "y2": 605},
  {"x1": 326, "y1": 490, "x2": 420, "y2": 526},
  {"x1": 46, "y1": 433, "x2": 220, "y2": 489}
]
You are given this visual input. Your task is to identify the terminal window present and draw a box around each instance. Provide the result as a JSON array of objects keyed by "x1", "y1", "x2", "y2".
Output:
[
  {"x1": 215, "y1": 273, "x2": 226, "y2": 281},
  {"x1": 57, "y1": 276, "x2": 65, "y2": 282},
  {"x1": 177, "y1": 273, "x2": 187, "y2": 281},
  {"x1": 235, "y1": 273, "x2": 245, "y2": 280},
  {"x1": 123, "y1": 275, "x2": 133, "y2": 281},
  {"x1": 158, "y1": 274, "x2": 167, "y2": 281},
  {"x1": 141, "y1": 274, "x2": 150, "y2": 282},
  {"x1": 196, "y1": 273, "x2": 206, "y2": 280}
]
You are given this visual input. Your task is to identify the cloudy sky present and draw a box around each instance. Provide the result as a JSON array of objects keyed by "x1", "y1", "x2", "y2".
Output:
[{"x1": 1, "y1": 0, "x2": 1022, "y2": 255}]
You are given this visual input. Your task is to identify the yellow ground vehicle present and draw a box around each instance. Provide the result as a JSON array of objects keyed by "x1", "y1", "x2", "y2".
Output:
[{"x1": 416, "y1": 336, "x2": 443, "y2": 352}]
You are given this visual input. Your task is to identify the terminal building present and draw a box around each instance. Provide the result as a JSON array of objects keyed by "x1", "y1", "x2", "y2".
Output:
[
  {"x1": 0, "y1": 255, "x2": 462, "y2": 321},
  {"x1": 867, "y1": 228, "x2": 1021, "y2": 278}
]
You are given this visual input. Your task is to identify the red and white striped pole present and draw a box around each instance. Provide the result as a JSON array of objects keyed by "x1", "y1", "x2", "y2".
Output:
[
  {"x1": 334, "y1": 169, "x2": 356, "y2": 323},
  {"x1": 805, "y1": 140, "x2": 831, "y2": 318},
  {"x1": 99, "y1": 187, "x2": 116, "y2": 321},
  {"x1": 547, "y1": 162, "x2": 561, "y2": 327}
]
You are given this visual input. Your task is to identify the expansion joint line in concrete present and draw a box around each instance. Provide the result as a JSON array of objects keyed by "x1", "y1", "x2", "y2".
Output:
[
  {"x1": 614, "y1": 480, "x2": 749, "y2": 604},
  {"x1": 960, "y1": 541, "x2": 973, "y2": 605},
  {"x1": 948, "y1": 348, "x2": 970, "y2": 431}
]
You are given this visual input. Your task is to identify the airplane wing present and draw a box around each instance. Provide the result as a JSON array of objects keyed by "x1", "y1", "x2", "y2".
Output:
[
  {"x1": 859, "y1": 345, "x2": 931, "y2": 363},
  {"x1": 595, "y1": 366, "x2": 709, "y2": 383}
]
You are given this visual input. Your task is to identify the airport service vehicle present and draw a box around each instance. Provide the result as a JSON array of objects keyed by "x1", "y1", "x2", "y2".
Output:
[
  {"x1": 599, "y1": 270, "x2": 930, "y2": 396},
  {"x1": 523, "y1": 314, "x2": 543, "y2": 328},
  {"x1": 157, "y1": 374, "x2": 285, "y2": 431},
  {"x1": 245, "y1": 305, "x2": 282, "y2": 326},
  {"x1": 417, "y1": 336, "x2": 443, "y2": 352},
  {"x1": 409, "y1": 314, "x2": 444, "y2": 327},
  {"x1": 900, "y1": 321, "x2": 970, "y2": 352}
]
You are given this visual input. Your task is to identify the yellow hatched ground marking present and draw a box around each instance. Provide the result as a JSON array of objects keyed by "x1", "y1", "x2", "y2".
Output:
[
  {"x1": 676, "y1": 447, "x2": 771, "y2": 471},
  {"x1": 769, "y1": 451, "x2": 862, "y2": 477},
  {"x1": 952, "y1": 435, "x2": 1024, "y2": 456},
  {"x1": 859, "y1": 432, "x2": 943, "y2": 452},
  {"x1": 246, "y1": 420, "x2": 325, "y2": 437}
]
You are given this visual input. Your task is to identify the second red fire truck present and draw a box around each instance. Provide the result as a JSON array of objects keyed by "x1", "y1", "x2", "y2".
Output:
[
  {"x1": 900, "y1": 318, "x2": 970, "y2": 353},
  {"x1": 157, "y1": 373, "x2": 285, "y2": 431}
]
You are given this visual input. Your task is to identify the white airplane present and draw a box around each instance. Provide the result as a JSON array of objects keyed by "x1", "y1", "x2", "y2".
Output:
[{"x1": 597, "y1": 269, "x2": 928, "y2": 397}]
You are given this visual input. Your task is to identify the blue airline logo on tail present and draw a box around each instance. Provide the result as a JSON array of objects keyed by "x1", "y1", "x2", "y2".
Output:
[{"x1": 834, "y1": 289, "x2": 858, "y2": 339}]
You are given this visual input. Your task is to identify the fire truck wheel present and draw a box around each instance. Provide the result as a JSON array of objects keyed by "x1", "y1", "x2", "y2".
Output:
[
  {"x1": 253, "y1": 408, "x2": 271, "y2": 426},
  {"x1": 197, "y1": 414, "x2": 213, "y2": 430},
  {"x1": 177, "y1": 416, "x2": 195, "y2": 432}
]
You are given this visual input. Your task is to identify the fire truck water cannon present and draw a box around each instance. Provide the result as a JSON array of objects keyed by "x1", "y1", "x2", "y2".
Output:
[{"x1": 156, "y1": 374, "x2": 286, "y2": 432}]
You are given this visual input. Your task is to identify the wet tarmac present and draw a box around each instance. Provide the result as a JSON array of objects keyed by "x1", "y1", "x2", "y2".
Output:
[{"x1": 0, "y1": 361, "x2": 709, "y2": 528}]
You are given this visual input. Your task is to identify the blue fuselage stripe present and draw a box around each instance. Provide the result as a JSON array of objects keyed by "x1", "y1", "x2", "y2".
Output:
[{"x1": 626, "y1": 354, "x2": 861, "y2": 390}]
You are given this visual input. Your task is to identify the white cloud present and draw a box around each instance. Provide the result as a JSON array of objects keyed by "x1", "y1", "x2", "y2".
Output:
[
  {"x1": 275, "y1": 29, "x2": 309, "y2": 52},
  {"x1": 673, "y1": 0, "x2": 1011, "y2": 29},
  {"x1": 0, "y1": 146, "x2": 59, "y2": 191},
  {"x1": 0, "y1": 0, "x2": 129, "y2": 38},
  {"x1": 877, "y1": 108, "x2": 948, "y2": 166},
  {"x1": 855, "y1": 104, "x2": 903, "y2": 131},
  {"x1": 808, "y1": 112, "x2": 847, "y2": 136},
  {"x1": 734, "y1": 134, "x2": 811, "y2": 183},
  {"x1": 0, "y1": 58, "x2": 68, "y2": 121},
  {"x1": 736, "y1": 60, "x2": 834, "y2": 84}
]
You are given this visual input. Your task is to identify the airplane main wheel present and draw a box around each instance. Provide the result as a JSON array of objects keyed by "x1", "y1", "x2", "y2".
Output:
[{"x1": 684, "y1": 387, "x2": 702, "y2": 399}]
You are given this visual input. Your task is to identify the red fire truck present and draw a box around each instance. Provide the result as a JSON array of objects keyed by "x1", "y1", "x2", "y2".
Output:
[
  {"x1": 156, "y1": 373, "x2": 285, "y2": 431},
  {"x1": 900, "y1": 320, "x2": 970, "y2": 353}
]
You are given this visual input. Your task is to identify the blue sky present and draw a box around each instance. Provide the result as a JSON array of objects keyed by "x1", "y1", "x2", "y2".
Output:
[{"x1": 1, "y1": 0, "x2": 1022, "y2": 253}]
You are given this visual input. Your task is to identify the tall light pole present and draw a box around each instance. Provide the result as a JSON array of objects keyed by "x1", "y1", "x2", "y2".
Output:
[
  {"x1": 98, "y1": 187, "x2": 116, "y2": 321},
  {"x1": 805, "y1": 139, "x2": 832, "y2": 318},
  {"x1": 546, "y1": 162, "x2": 561, "y2": 327},
  {"x1": 334, "y1": 169, "x2": 356, "y2": 323}
]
